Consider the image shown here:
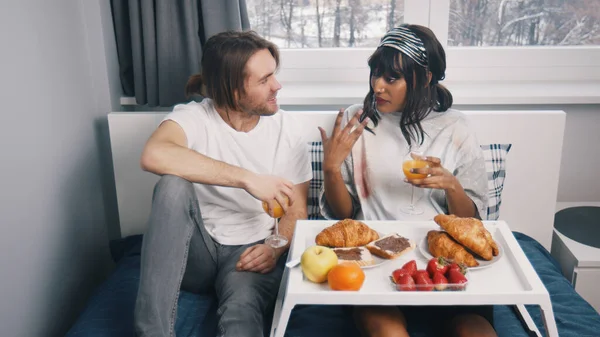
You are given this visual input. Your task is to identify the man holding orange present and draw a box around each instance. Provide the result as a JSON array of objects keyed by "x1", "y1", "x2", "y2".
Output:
[{"x1": 134, "y1": 31, "x2": 312, "y2": 337}]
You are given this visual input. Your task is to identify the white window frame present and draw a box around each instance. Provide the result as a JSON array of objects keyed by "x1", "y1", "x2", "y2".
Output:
[{"x1": 275, "y1": 0, "x2": 600, "y2": 106}]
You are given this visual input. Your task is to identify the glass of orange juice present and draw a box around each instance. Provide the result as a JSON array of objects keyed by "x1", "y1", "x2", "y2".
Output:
[
  {"x1": 400, "y1": 153, "x2": 429, "y2": 215},
  {"x1": 262, "y1": 196, "x2": 289, "y2": 248}
]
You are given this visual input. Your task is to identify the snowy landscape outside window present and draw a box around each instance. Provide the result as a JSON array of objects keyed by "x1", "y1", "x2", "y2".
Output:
[
  {"x1": 246, "y1": 0, "x2": 405, "y2": 48},
  {"x1": 449, "y1": 0, "x2": 600, "y2": 46},
  {"x1": 246, "y1": 0, "x2": 599, "y2": 48}
]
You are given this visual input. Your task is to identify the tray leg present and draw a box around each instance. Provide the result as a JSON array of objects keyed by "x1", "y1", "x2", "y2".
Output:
[
  {"x1": 273, "y1": 300, "x2": 294, "y2": 337},
  {"x1": 270, "y1": 269, "x2": 290, "y2": 337},
  {"x1": 514, "y1": 304, "x2": 542, "y2": 337},
  {"x1": 540, "y1": 299, "x2": 559, "y2": 337}
]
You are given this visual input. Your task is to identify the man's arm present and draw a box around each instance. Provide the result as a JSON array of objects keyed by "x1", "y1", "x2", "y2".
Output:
[
  {"x1": 141, "y1": 120, "x2": 295, "y2": 206},
  {"x1": 141, "y1": 120, "x2": 252, "y2": 188}
]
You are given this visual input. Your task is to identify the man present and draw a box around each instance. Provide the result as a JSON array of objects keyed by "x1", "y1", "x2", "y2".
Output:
[{"x1": 134, "y1": 30, "x2": 312, "y2": 337}]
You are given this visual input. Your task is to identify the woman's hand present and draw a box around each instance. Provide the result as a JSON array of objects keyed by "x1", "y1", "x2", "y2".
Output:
[
  {"x1": 406, "y1": 153, "x2": 478, "y2": 218},
  {"x1": 318, "y1": 109, "x2": 368, "y2": 173},
  {"x1": 405, "y1": 154, "x2": 460, "y2": 192}
]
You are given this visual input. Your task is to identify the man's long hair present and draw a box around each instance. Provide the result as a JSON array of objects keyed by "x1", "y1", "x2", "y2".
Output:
[{"x1": 185, "y1": 31, "x2": 279, "y2": 111}]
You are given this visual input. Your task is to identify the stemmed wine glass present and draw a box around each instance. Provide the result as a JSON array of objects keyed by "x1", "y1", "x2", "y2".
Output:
[
  {"x1": 262, "y1": 197, "x2": 289, "y2": 248},
  {"x1": 400, "y1": 152, "x2": 429, "y2": 215}
]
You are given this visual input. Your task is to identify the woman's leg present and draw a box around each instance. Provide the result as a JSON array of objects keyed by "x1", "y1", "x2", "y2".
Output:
[
  {"x1": 446, "y1": 314, "x2": 497, "y2": 337},
  {"x1": 353, "y1": 306, "x2": 410, "y2": 337}
]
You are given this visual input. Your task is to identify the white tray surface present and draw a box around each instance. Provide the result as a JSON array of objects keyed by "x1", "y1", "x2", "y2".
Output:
[{"x1": 285, "y1": 220, "x2": 547, "y2": 306}]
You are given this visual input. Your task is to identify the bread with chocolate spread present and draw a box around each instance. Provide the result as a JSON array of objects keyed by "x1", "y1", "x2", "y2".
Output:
[{"x1": 366, "y1": 233, "x2": 415, "y2": 259}]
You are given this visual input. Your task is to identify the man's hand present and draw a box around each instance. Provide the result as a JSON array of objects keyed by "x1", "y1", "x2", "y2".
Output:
[
  {"x1": 236, "y1": 244, "x2": 281, "y2": 274},
  {"x1": 244, "y1": 174, "x2": 295, "y2": 214}
]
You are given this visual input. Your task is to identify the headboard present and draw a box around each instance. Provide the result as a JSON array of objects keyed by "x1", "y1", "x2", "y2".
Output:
[{"x1": 108, "y1": 110, "x2": 565, "y2": 249}]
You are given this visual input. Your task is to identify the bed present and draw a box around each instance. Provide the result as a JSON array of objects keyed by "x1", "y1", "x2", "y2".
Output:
[
  {"x1": 66, "y1": 232, "x2": 600, "y2": 337},
  {"x1": 66, "y1": 109, "x2": 600, "y2": 336}
]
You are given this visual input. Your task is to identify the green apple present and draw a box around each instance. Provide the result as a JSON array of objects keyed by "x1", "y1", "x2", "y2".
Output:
[{"x1": 301, "y1": 245, "x2": 338, "y2": 283}]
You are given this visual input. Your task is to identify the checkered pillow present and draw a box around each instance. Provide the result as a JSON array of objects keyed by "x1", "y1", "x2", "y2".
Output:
[
  {"x1": 306, "y1": 142, "x2": 511, "y2": 220},
  {"x1": 480, "y1": 144, "x2": 512, "y2": 220},
  {"x1": 307, "y1": 142, "x2": 326, "y2": 220}
]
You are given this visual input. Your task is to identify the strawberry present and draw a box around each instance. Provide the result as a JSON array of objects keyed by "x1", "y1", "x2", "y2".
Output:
[
  {"x1": 432, "y1": 272, "x2": 448, "y2": 291},
  {"x1": 446, "y1": 262, "x2": 467, "y2": 276},
  {"x1": 413, "y1": 272, "x2": 434, "y2": 291},
  {"x1": 426, "y1": 257, "x2": 449, "y2": 277},
  {"x1": 401, "y1": 260, "x2": 417, "y2": 277},
  {"x1": 391, "y1": 268, "x2": 411, "y2": 284},
  {"x1": 447, "y1": 269, "x2": 468, "y2": 291},
  {"x1": 414, "y1": 269, "x2": 429, "y2": 279},
  {"x1": 396, "y1": 274, "x2": 416, "y2": 291}
]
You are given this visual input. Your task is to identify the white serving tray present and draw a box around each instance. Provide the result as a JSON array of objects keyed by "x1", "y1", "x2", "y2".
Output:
[{"x1": 270, "y1": 220, "x2": 558, "y2": 337}]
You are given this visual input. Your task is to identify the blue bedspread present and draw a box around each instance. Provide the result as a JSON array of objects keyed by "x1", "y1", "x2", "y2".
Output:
[{"x1": 66, "y1": 233, "x2": 600, "y2": 337}]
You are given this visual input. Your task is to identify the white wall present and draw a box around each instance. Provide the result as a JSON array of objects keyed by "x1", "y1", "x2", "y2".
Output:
[
  {"x1": 80, "y1": 0, "x2": 123, "y2": 240},
  {"x1": 553, "y1": 105, "x2": 600, "y2": 202},
  {"x1": 0, "y1": 1, "x2": 119, "y2": 336}
]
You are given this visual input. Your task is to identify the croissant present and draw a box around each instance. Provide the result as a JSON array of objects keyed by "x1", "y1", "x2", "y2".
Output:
[
  {"x1": 475, "y1": 220, "x2": 500, "y2": 256},
  {"x1": 427, "y1": 230, "x2": 479, "y2": 267},
  {"x1": 315, "y1": 219, "x2": 379, "y2": 248},
  {"x1": 433, "y1": 214, "x2": 494, "y2": 260}
]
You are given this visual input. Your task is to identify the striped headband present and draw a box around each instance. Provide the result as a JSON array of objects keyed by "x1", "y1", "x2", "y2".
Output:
[{"x1": 378, "y1": 25, "x2": 428, "y2": 68}]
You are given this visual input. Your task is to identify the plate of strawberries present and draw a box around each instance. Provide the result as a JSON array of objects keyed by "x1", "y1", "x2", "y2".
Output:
[{"x1": 389, "y1": 257, "x2": 468, "y2": 291}]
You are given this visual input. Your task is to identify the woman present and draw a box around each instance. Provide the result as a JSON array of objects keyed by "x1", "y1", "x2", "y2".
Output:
[{"x1": 318, "y1": 24, "x2": 496, "y2": 337}]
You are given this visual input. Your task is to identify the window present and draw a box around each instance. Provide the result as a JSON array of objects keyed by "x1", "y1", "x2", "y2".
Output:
[
  {"x1": 247, "y1": 0, "x2": 405, "y2": 48},
  {"x1": 246, "y1": 0, "x2": 600, "y2": 105},
  {"x1": 448, "y1": 0, "x2": 600, "y2": 47}
]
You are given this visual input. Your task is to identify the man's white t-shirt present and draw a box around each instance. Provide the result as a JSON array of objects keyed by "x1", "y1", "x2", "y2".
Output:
[{"x1": 163, "y1": 99, "x2": 312, "y2": 245}]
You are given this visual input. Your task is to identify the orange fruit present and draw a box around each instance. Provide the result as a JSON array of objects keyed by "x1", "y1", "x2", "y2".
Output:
[
  {"x1": 327, "y1": 263, "x2": 365, "y2": 291},
  {"x1": 262, "y1": 196, "x2": 289, "y2": 218},
  {"x1": 263, "y1": 196, "x2": 290, "y2": 218}
]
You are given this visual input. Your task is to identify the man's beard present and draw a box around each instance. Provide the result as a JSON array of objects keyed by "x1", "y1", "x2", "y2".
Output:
[{"x1": 238, "y1": 95, "x2": 278, "y2": 116}]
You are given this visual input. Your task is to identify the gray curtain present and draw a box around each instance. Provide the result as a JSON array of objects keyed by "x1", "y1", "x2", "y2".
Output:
[{"x1": 111, "y1": 0, "x2": 250, "y2": 107}]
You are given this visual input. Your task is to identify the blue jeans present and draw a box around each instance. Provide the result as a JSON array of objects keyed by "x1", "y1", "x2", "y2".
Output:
[{"x1": 134, "y1": 175, "x2": 285, "y2": 337}]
